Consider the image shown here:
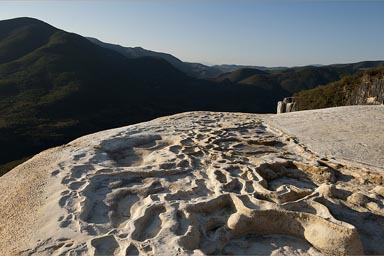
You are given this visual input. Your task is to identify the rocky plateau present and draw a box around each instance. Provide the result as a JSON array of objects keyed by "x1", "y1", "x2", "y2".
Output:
[{"x1": 0, "y1": 106, "x2": 383, "y2": 255}]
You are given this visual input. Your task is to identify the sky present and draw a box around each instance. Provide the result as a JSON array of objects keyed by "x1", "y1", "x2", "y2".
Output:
[{"x1": 0, "y1": 0, "x2": 383, "y2": 67}]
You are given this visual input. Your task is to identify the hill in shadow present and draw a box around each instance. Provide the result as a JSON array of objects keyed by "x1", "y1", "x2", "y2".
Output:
[{"x1": 0, "y1": 17, "x2": 286, "y2": 173}]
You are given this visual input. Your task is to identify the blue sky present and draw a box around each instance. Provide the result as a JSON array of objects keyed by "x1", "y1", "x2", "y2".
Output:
[{"x1": 0, "y1": 0, "x2": 383, "y2": 66}]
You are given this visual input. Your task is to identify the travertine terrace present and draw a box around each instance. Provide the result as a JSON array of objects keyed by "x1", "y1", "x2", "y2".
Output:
[{"x1": 1, "y1": 106, "x2": 383, "y2": 255}]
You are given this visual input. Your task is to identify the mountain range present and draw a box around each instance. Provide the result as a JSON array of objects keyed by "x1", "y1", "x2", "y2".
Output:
[
  {"x1": 86, "y1": 36, "x2": 384, "y2": 91},
  {"x1": 86, "y1": 37, "x2": 289, "y2": 78},
  {"x1": 88, "y1": 35, "x2": 384, "y2": 95},
  {"x1": 0, "y1": 17, "x2": 287, "y2": 173},
  {"x1": 86, "y1": 37, "x2": 223, "y2": 78},
  {"x1": 213, "y1": 61, "x2": 384, "y2": 94},
  {"x1": 0, "y1": 17, "x2": 383, "y2": 175}
]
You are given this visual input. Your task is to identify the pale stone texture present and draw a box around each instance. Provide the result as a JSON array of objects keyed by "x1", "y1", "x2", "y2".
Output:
[
  {"x1": 268, "y1": 105, "x2": 384, "y2": 171},
  {"x1": 1, "y1": 107, "x2": 383, "y2": 255}
]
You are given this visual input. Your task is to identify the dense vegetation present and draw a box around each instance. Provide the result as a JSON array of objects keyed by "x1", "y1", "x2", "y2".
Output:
[{"x1": 294, "y1": 66, "x2": 384, "y2": 110}]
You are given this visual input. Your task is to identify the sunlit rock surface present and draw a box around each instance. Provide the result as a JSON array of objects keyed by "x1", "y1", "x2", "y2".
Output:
[{"x1": 1, "y1": 106, "x2": 383, "y2": 255}]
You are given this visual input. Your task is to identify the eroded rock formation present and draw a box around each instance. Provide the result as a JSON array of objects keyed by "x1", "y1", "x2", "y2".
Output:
[
  {"x1": 1, "y1": 111, "x2": 383, "y2": 255},
  {"x1": 277, "y1": 97, "x2": 299, "y2": 113}
]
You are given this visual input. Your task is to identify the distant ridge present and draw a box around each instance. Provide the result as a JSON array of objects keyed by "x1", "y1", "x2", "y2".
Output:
[
  {"x1": 87, "y1": 37, "x2": 222, "y2": 78},
  {"x1": 215, "y1": 68, "x2": 268, "y2": 83},
  {"x1": 213, "y1": 61, "x2": 384, "y2": 93},
  {"x1": 86, "y1": 37, "x2": 290, "y2": 78},
  {"x1": 213, "y1": 64, "x2": 288, "y2": 73},
  {"x1": 0, "y1": 17, "x2": 286, "y2": 174}
]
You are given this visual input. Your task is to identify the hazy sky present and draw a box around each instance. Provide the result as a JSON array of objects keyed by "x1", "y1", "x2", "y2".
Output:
[{"x1": 1, "y1": 0, "x2": 383, "y2": 66}]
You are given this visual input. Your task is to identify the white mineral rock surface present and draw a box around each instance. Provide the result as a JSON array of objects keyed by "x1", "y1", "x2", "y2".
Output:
[{"x1": 0, "y1": 106, "x2": 383, "y2": 255}]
